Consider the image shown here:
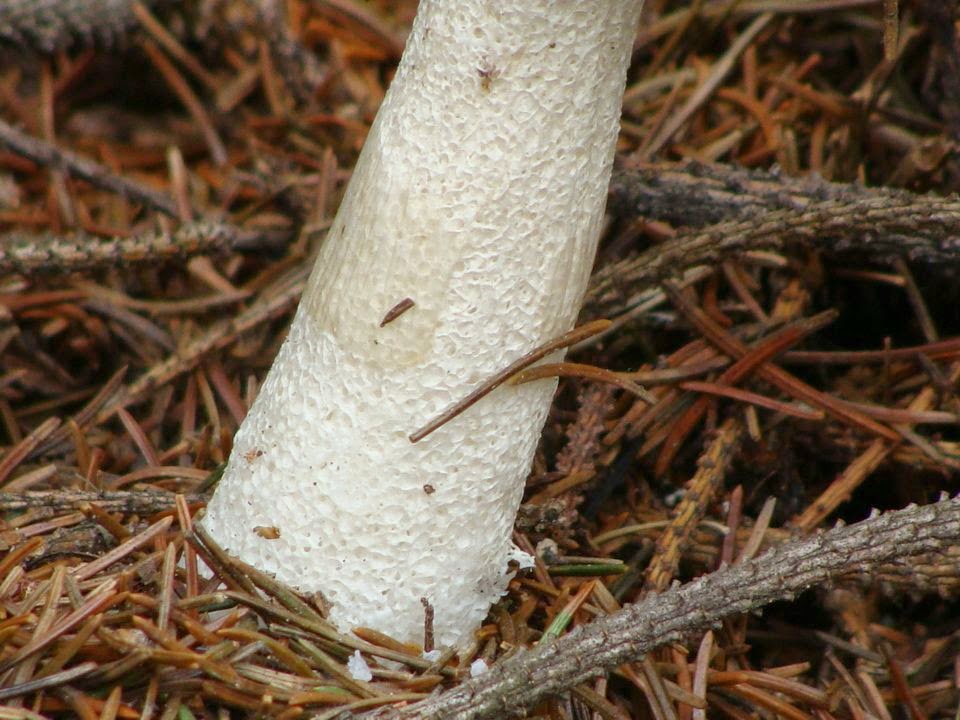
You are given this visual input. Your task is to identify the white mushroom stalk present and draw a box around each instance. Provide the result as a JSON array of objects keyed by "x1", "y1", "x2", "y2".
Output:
[{"x1": 201, "y1": 0, "x2": 644, "y2": 648}]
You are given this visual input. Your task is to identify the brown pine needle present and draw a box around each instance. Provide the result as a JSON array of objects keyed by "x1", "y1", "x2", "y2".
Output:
[
  {"x1": 509, "y1": 361, "x2": 656, "y2": 403},
  {"x1": 409, "y1": 319, "x2": 611, "y2": 443},
  {"x1": 679, "y1": 381, "x2": 824, "y2": 420}
]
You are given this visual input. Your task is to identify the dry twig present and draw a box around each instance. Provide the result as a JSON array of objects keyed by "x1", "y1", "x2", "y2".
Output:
[
  {"x1": 375, "y1": 497, "x2": 960, "y2": 719},
  {"x1": 0, "y1": 0, "x2": 163, "y2": 51},
  {"x1": 0, "y1": 118, "x2": 180, "y2": 218},
  {"x1": 589, "y1": 187, "x2": 960, "y2": 317}
]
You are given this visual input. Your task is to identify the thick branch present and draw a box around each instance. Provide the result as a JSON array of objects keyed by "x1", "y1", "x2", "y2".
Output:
[
  {"x1": 0, "y1": 223, "x2": 231, "y2": 275},
  {"x1": 0, "y1": 0, "x2": 161, "y2": 52},
  {"x1": 374, "y1": 497, "x2": 960, "y2": 720},
  {"x1": 0, "y1": 488, "x2": 207, "y2": 514},
  {"x1": 588, "y1": 166, "x2": 960, "y2": 317},
  {"x1": 0, "y1": 223, "x2": 292, "y2": 275},
  {"x1": 608, "y1": 160, "x2": 901, "y2": 228}
]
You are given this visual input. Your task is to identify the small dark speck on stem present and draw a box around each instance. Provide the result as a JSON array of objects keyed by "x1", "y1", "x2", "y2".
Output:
[
  {"x1": 253, "y1": 525, "x2": 281, "y2": 539},
  {"x1": 421, "y1": 596, "x2": 435, "y2": 653},
  {"x1": 478, "y1": 63, "x2": 497, "y2": 92},
  {"x1": 380, "y1": 297, "x2": 415, "y2": 326}
]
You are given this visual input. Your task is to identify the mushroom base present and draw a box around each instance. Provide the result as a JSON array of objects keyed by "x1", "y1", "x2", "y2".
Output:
[{"x1": 201, "y1": 313, "x2": 547, "y2": 648}]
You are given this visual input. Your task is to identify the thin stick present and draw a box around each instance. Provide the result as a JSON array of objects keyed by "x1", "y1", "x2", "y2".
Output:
[
  {"x1": 409, "y1": 320, "x2": 611, "y2": 443},
  {"x1": 71, "y1": 516, "x2": 173, "y2": 581},
  {"x1": 0, "y1": 661, "x2": 98, "y2": 702},
  {"x1": 678, "y1": 381, "x2": 824, "y2": 420},
  {"x1": 653, "y1": 308, "x2": 838, "y2": 475},
  {"x1": 783, "y1": 337, "x2": 960, "y2": 365},
  {"x1": 94, "y1": 265, "x2": 307, "y2": 423},
  {"x1": 645, "y1": 417, "x2": 744, "y2": 593},
  {"x1": 132, "y1": 1, "x2": 219, "y2": 91},
  {"x1": 0, "y1": 118, "x2": 180, "y2": 218},
  {"x1": 893, "y1": 257, "x2": 938, "y2": 343},
  {"x1": 882, "y1": 0, "x2": 899, "y2": 61},
  {"x1": 509, "y1": 362, "x2": 656, "y2": 404},
  {"x1": 643, "y1": 13, "x2": 774, "y2": 156},
  {"x1": 664, "y1": 283, "x2": 899, "y2": 443},
  {"x1": 0, "y1": 418, "x2": 61, "y2": 486}
]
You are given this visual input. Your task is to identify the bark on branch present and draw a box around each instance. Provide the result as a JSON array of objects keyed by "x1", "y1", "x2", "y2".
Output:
[
  {"x1": 371, "y1": 497, "x2": 960, "y2": 720},
  {"x1": 587, "y1": 162, "x2": 960, "y2": 318},
  {"x1": 0, "y1": 488, "x2": 207, "y2": 514},
  {"x1": 0, "y1": 223, "x2": 293, "y2": 274},
  {"x1": 0, "y1": 223, "x2": 231, "y2": 275},
  {"x1": 0, "y1": 0, "x2": 161, "y2": 51},
  {"x1": 607, "y1": 160, "x2": 917, "y2": 228}
]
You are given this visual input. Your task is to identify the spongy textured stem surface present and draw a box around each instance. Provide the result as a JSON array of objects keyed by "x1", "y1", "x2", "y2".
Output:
[{"x1": 201, "y1": 0, "x2": 643, "y2": 648}]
